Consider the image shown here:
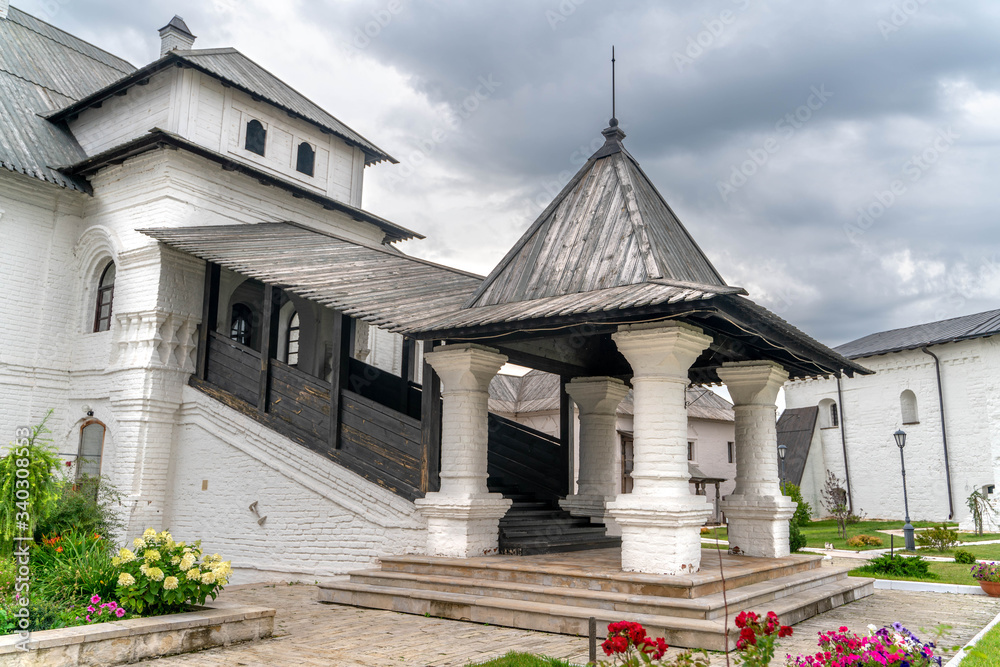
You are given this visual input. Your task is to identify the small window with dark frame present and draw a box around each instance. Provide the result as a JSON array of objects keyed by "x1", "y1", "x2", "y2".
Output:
[
  {"x1": 295, "y1": 142, "x2": 315, "y2": 176},
  {"x1": 830, "y1": 402, "x2": 839, "y2": 428},
  {"x1": 286, "y1": 311, "x2": 300, "y2": 367},
  {"x1": 78, "y1": 421, "x2": 105, "y2": 479},
  {"x1": 93, "y1": 261, "x2": 116, "y2": 332},
  {"x1": 687, "y1": 441, "x2": 695, "y2": 462},
  {"x1": 230, "y1": 303, "x2": 253, "y2": 346},
  {"x1": 245, "y1": 119, "x2": 267, "y2": 156},
  {"x1": 727, "y1": 441, "x2": 735, "y2": 464}
]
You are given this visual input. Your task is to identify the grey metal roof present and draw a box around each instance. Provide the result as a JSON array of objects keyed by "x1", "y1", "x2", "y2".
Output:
[
  {"x1": 48, "y1": 48, "x2": 396, "y2": 165},
  {"x1": 489, "y1": 370, "x2": 734, "y2": 422},
  {"x1": 0, "y1": 7, "x2": 134, "y2": 191},
  {"x1": 835, "y1": 308, "x2": 1000, "y2": 359},
  {"x1": 159, "y1": 16, "x2": 194, "y2": 38},
  {"x1": 467, "y1": 125, "x2": 730, "y2": 309},
  {"x1": 139, "y1": 222, "x2": 482, "y2": 332},
  {"x1": 776, "y1": 406, "x2": 819, "y2": 487}
]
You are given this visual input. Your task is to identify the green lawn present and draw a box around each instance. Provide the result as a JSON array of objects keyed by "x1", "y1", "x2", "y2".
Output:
[
  {"x1": 960, "y1": 623, "x2": 1000, "y2": 666},
  {"x1": 904, "y1": 543, "x2": 1000, "y2": 560},
  {"x1": 466, "y1": 652, "x2": 575, "y2": 667},
  {"x1": 703, "y1": 521, "x2": 979, "y2": 552},
  {"x1": 848, "y1": 561, "x2": 979, "y2": 586},
  {"x1": 952, "y1": 532, "x2": 1000, "y2": 543}
]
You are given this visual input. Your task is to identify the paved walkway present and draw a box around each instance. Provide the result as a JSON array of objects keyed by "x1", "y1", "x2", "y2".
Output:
[{"x1": 133, "y1": 579, "x2": 1000, "y2": 666}]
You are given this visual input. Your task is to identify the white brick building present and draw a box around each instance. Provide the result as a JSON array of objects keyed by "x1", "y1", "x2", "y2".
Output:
[{"x1": 783, "y1": 309, "x2": 1000, "y2": 528}]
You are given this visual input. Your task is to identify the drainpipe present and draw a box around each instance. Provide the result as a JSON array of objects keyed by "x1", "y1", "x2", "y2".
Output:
[
  {"x1": 836, "y1": 373, "x2": 854, "y2": 513},
  {"x1": 921, "y1": 346, "x2": 955, "y2": 520}
]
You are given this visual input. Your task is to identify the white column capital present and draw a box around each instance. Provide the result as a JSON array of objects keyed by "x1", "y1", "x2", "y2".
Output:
[
  {"x1": 424, "y1": 344, "x2": 507, "y2": 393},
  {"x1": 612, "y1": 322, "x2": 713, "y2": 381},
  {"x1": 716, "y1": 360, "x2": 788, "y2": 407},
  {"x1": 565, "y1": 376, "x2": 630, "y2": 415}
]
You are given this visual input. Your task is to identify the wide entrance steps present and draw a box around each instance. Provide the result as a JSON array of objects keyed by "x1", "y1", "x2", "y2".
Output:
[{"x1": 318, "y1": 548, "x2": 874, "y2": 651}]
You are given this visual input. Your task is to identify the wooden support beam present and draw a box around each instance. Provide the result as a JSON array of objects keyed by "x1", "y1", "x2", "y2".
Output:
[
  {"x1": 329, "y1": 312, "x2": 351, "y2": 449},
  {"x1": 196, "y1": 262, "x2": 220, "y2": 380},
  {"x1": 559, "y1": 376, "x2": 572, "y2": 497},
  {"x1": 258, "y1": 286, "x2": 280, "y2": 414},
  {"x1": 420, "y1": 340, "x2": 442, "y2": 494},
  {"x1": 401, "y1": 337, "x2": 417, "y2": 382}
]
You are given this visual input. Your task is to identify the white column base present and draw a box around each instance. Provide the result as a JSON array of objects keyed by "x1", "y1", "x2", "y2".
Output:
[
  {"x1": 560, "y1": 494, "x2": 620, "y2": 536},
  {"x1": 721, "y1": 495, "x2": 796, "y2": 558},
  {"x1": 608, "y1": 495, "x2": 713, "y2": 574},
  {"x1": 415, "y1": 493, "x2": 512, "y2": 558}
]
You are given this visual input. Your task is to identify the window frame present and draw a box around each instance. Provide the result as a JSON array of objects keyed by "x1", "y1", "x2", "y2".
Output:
[
  {"x1": 900, "y1": 389, "x2": 919, "y2": 425},
  {"x1": 77, "y1": 419, "x2": 106, "y2": 480},
  {"x1": 245, "y1": 119, "x2": 267, "y2": 157},
  {"x1": 687, "y1": 440, "x2": 695, "y2": 462},
  {"x1": 727, "y1": 441, "x2": 735, "y2": 464},
  {"x1": 295, "y1": 141, "x2": 315, "y2": 177},
  {"x1": 93, "y1": 261, "x2": 116, "y2": 333},
  {"x1": 230, "y1": 303, "x2": 254, "y2": 347},
  {"x1": 286, "y1": 311, "x2": 300, "y2": 367}
]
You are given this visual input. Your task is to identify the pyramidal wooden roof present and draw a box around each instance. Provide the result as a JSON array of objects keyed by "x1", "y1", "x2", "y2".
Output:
[{"x1": 466, "y1": 124, "x2": 729, "y2": 309}]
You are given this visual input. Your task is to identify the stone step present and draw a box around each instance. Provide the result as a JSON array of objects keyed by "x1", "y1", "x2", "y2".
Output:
[
  {"x1": 378, "y1": 552, "x2": 824, "y2": 599},
  {"x1": 500, "y1": 525, "x2": 610, "y2": 539},
  {"x1": 343, "y1": 563, "x2": 850, "y2": 621},
  {"x1": 503, "y1": 537, "x2": 623, "y2": 556},
  {"x1": 318, "y1": 574, "x2": 874, "y2": 651},
  {"x1": 499, "y1": 517, "x2": 594, "y2": 528}
]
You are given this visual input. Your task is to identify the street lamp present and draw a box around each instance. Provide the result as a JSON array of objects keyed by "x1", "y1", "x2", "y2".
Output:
[
  {"x1": 894, "y1": 429, "x2": 916, "y2": 551},
  {"x1": 777, "y1": 444, "x2": 787, "y2": 493}
]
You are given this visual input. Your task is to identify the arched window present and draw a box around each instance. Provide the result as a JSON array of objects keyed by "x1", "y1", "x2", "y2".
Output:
[
  {"x1": 286, "y1": 311, "x2": 300, "y2": 367},
  {"x1": 245, "y1": 119, "x2": 266, "y2": 156},
  {"x1": 295, "y1": 142, "x2": 315, "y2": 176},
  {"x1": 93, "y1": 261, "x2": 116, "y2": 332},
  {"x1": 78, "y1": 420, "x2": 105, "y2": 478},
  {"x1": 819, "y1": 398, "x2": 839, "y2": 428},
  {"x1": 900, "y1": 390, "x2": 919, "y2": 424},
  {"x1": 230, "y1": 303, "x2": 253, "y2": 346}
]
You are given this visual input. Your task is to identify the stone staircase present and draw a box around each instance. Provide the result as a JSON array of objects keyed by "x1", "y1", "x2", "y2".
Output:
[
  {"x1": 495, "y1": 486, "x2": 621, "y2": 555},
  {"x1": 318, "y1": 549, "x2": 875, "y2": 651}
]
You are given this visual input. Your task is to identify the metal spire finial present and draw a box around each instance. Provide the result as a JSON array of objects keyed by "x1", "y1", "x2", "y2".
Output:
[{"x1": 610, "y1": 46, "x2": 618, "y2": 127}]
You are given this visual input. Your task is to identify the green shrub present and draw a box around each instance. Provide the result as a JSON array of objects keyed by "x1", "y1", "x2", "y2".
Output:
[
  {"x1": 32, "y1": 531, "x2": 120, "y2": 605},
  {"x1": 782, "y1": 482, "x2": 813, "y2": 527},
  {"x1": 855, "y1": 553, "x2": 932, "y2": 578},
  {"x1": 0, "y1": 412, "x2": 62, "y2": 551},
  {"x1": 846, "y1": 534, "x2": 883, "y2": 548},
  {"x1": 789, "y1": 521, "x2": 807, "y2": 552},
  {"x1": 915, "y1": 525, "x2": 959, "y2": 552},
  {"x1": 35, "y1": 475, "x2": 125, "y2": 543},
  {"x1": 954, "y1": 549, "x2": 976, "y2": 565},
  {"x1": 114, "y1": 529, "x2": 231, "y2": 616}
]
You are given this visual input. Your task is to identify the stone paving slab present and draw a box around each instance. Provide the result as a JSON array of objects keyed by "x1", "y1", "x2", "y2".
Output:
[{"x1": 131, "y1": 579, "x2": 1000, "y2": 666}]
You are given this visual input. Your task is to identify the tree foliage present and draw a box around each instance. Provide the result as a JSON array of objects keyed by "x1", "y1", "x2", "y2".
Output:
[{"x1": 0, "y1": 411, "x2": 62, "y2": 550}]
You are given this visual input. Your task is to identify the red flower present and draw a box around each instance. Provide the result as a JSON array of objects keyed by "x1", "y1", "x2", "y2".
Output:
[
  {"x1": 739, "y1": 627, "x2": 757, "y2": 646},
  {"x1": 736, "y1": 611, "x2": 758, "y2": 628},
  {"x1": 65, "y1": 460, "x2": 72, "y2": 467},
  {"x1": 778, "y1": 625, "x2": 793, "y2": 638}
]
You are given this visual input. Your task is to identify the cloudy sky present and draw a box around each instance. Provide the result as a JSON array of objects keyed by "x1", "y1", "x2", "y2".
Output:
[{"x1": 20, "y1": 0, "x2": 1000, "y2": 346}]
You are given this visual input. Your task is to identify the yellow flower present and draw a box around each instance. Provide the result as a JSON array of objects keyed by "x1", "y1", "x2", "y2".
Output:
[
  {"x1": 185, "y1": 568, "x2": 201, "y2": 581},
  {"x1": 117, "y1": 548, "x2": 136, "y2": 563},
  {"x1": 139, "y1": 563, "x2": 149, "y2": 576},
  {"x1": 179, "y1": 553, "x2": 196, "y2": 571},
  {"x1": 133, "y1": 537, "x2": 146, "y2": 550},
  {"x1": 143, "y1": 528, "x2": 157, "y2": 539},
  {"x1": 170, "y1": 556, "x2": 180, "y2": 565},
  {"x1": 201, "y1": 571, "x2": 216, "y2": 585},
  {"x1": 147, "y1": 567, "x2": 165, "y2": 582},
  {"x1": 163, "y1": 576, "x2": 179, "y2": 590},
  {"x1": 212, "y1": 561, "x2": 233, "y2": 578},
  {"x1": 118, "y1": 572, "x2": 136, "y2": 587},
  {"x1": 111, "y1": 556, "x2": 121, "y2": 566},
  {"x1": 143, "y1": 549, "x2": 161, "y2": 562}
]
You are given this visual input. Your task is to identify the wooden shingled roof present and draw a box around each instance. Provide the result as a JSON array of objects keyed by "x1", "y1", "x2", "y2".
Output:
[{"x1": 466, "y1": 124, "x2": 730, "y2": 310}]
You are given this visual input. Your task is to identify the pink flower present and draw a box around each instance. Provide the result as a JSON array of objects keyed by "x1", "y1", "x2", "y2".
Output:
[
  {"x1": 85, "y1": 615, "x2": 91, "y2": 622},
  {"x1": 107, "y1": 602, "x2": 117, "y2": 610},
  {"x1": 90, "y1": 594, "x2": 101, "y2": 604},
  {"x1": 86, "y1": 605, "x2": 95, "y2": 613},
  {"x1": 115, "y1": 608, "x2": 125, "y2": 618}
]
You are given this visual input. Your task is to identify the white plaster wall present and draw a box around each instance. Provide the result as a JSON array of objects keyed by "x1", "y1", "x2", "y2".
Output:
[
  {"x1": 167, "y1": 386, "x2": 426, "y2": 581},
  {"x1": 799, "y1": 424, "x2": 826, "y2": 517},
  {"x1": 785, "y1": 338, "x2": 999, "y2": 524},
  {"x1": 687, "y1": 418, "x2": 738, "y2": 501}
]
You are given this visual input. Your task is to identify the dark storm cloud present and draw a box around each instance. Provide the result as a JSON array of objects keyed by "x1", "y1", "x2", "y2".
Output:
[{"x1": 17, "y1": 0, "x2": 1000, "y2": 347}]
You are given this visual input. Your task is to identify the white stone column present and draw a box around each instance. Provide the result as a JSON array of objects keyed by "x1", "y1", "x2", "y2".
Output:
[
  {"x1": 607, "y1": 322, "x2": 714, "y2": 574},
  {"x1": 718, "y1": 361, "x2": 796, "y2": 558},
  {"x1": 414, "y1": 344, "x2": 512, "y2": 557},
  {"x1": 560, "y1": 377, "x2": 630, "y2": 535}
]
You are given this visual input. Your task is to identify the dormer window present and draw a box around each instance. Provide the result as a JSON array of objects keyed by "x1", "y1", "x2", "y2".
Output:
[
  {"x1": 93, "y1": 261, "x2": 116, "y2": 332},
  {"x1": 296, "y1": 142, "x2": 315, "y2": 176},
  {"x1": 245, "y1": 119, "x2": 267, "y2": 156}
]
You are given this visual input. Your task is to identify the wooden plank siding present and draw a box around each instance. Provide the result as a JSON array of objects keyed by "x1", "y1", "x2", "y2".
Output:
[
  {"x1": 206, "y1": 331, "x2": 260, "y2": 407},
  {"x1": 487, "y1": 413, "x2": 564, "y2": 502}
]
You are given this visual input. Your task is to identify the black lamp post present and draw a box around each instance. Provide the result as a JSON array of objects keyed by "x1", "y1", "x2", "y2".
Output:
[
  {"x1": 894, "y1": 429, "x2": 916, "y2": 551},
  {"x1": 777, "y1": 444, "x2": 787, "y2": 493}
]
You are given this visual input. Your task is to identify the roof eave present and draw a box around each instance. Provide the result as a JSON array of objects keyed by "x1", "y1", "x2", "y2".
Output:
[{"x1": 57, "y1": 129, "x2": 422, "y2": 242}]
